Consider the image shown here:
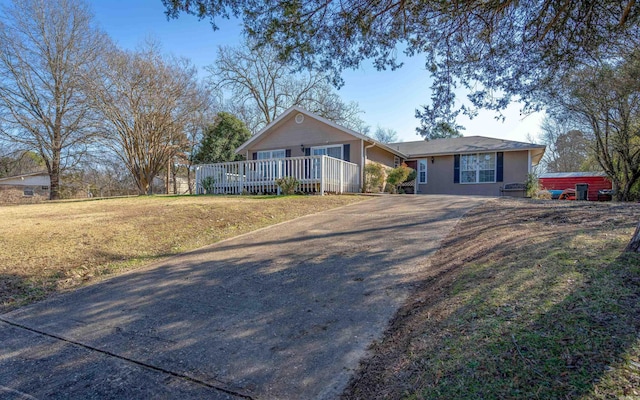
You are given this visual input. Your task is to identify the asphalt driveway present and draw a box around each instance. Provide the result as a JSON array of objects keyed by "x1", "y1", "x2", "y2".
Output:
[{"x1": 0, "y1": 195, "x2": 488, "y2": 399}]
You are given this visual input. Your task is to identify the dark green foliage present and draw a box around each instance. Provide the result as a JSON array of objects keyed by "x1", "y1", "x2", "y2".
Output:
[
  {"x1": 193, "y1": 112, "x2": 251, "y2": 164},
  {"x1": 201, "y1": 176, "x2": 215, "y2": 194},
  {"x1": 163, "y1": 0, "x2": 639, "y2": 138},
  {"x1": 405, "y1": 169, "x2": 416, "y2": 183},
  {"x1": 417, "y1": 121, "x2": 463, "y2": 141}
]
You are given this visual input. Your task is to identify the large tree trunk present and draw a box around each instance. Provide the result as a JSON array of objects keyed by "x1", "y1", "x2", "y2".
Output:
[
  {"x1": 44, "y1": 148, "x2": 61, "y2": 201},
  {"x1": 625, "y1": 222, "x2": 640, "y2": 252},
  {"x1": 49, "y1": 166, "x2": 60, "y2": 200}
]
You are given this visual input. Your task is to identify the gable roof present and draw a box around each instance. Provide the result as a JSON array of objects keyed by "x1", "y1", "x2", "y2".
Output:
[
  {"x1": 235, "y1": 107, "x2": 545, "y2": 165},
  {"x1": 389, "y1": 136, "x2": 546, "y2": 164},
  {"x1": 235, "y1": 106, "x2": 405, "y2": 158},
  {"x1": 0, "y1": 171, "x2": 49, "y2": 183}
]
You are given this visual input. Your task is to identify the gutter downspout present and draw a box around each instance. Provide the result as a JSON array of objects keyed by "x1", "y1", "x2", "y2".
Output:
[
  {"x1": 363, "y1": 142, "x2": 376, "y2": 193},
  {"x1": 364, "y1": 142, "x2": 376, "y2": 159}
]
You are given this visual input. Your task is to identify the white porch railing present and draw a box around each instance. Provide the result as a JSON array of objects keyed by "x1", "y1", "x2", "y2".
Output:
[{"x1": 195, "y1": 155, "x2": 360, "y2": 195}]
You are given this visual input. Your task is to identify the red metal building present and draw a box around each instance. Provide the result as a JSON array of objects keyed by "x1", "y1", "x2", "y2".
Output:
[{"x1": 539, "y1": 172, "x2": 612, "y2": 201}]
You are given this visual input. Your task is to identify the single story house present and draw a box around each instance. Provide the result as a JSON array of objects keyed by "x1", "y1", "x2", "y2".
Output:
[
  {"x1": 0, "y1": 171, "x2": 50, "y2": 197},
  {"x1": 196, "y1": 106, "x2": 545, "y2": 195}
]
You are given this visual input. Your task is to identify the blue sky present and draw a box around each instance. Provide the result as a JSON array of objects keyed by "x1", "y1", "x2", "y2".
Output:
[{"x1": 91, "y1": 0, "x2": 543, "y2": 143}]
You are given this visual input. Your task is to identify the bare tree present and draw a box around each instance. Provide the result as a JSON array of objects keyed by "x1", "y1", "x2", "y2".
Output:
[
  {"x1": 372, "y1": 126, "x2": 399, "y2": 143},
  {"x1": 0, "y1": 0, "x2": 108, "y2": 199},
  {"x1": 181, "y1": 108, "x2": 217, "y2": 194},
  {"x1": 208, "y1": 41, "x2": 364, "y2": 133},
  {"x1": 79, "y1": 153, "x2": 137, "y2": 197},
  {"x1": 547, "y1": 53, "x2": 640, "y2": 202},
  {"x1": 90, "y1": 42, "x2": 210, "y2": 195},
  {"x1": 539, "y1": 116, "x2": 592, "y2": 172}
]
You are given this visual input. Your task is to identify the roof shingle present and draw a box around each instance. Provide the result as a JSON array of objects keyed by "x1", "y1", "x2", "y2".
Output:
[{"x1": 388, "y1": 136, "x2": 545, "y2": 157}]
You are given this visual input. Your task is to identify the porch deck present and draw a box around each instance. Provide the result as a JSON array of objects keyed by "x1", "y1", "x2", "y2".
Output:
[{"x1": 195, "y1": 155, "x2": 360, "y2": 195}]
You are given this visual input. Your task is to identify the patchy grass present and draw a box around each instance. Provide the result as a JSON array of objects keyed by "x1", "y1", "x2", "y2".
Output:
[
  {"x1": 344, "y1": 198, "x2": 640, "y2": 399},
  {"x1": 0, "y1": 194, "x2": 367, "y2": 313}
]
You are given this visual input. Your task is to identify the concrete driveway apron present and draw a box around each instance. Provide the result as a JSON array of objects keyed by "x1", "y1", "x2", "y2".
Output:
[{"x1": 0, "y1": 195, "x2": 488, "y2": 399}]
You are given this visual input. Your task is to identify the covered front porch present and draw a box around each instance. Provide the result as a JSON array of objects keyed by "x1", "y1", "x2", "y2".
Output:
[{"x1": 195, "y1": 155, "x2": 360, "y2": 195}]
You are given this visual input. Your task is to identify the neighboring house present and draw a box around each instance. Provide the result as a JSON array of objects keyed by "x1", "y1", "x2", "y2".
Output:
[
  {"x1": 195, "y1": 106, "x2": 545, "y2": 195},
  {"x1": 0, "y1": 172, "x2": 50, "y2": 197}
]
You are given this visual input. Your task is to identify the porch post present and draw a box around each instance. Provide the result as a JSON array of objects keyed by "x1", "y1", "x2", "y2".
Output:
[
  {"x1": 239, "y1": 162, "x2": 245, "y2": 194},
  {"x1": 277, "y1": 159, "x2": 282, "y2": 195},
  {"x1": 195, "y1": 166, "x2": 200, "y2": 194},
  {"x1": 360, "y1": 139, "x2": 364, "y2": 192},
  {"x1": 339, "y1": 162, "x2": 344, "y2": 194},
  {"x1": 320, "y1": 156, "x2": 325, "y2": 195}
]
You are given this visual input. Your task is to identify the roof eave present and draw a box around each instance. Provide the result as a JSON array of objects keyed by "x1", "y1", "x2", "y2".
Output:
[{"x1": 403, "y1": 146, "x2": 546, "y2": 159}]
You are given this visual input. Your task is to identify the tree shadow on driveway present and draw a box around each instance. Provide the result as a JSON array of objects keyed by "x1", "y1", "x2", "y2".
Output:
[{"x1": 0, "y1": 195, "x2": 487, "y2": 399}]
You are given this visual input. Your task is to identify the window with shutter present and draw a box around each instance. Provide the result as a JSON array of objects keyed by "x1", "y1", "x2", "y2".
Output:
[{"x1": 458, "y1": 153, "x2": 497, "y2": 183}]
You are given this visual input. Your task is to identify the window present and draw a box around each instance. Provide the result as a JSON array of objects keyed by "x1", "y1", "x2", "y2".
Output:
[
  {"x1": 23, "y1": 188, "x2": 34, "y2": 196},
  {"x1": 460, "y1": 153, "x2": 496, "y2": 183},
  {"x1": 311, "y1": 145, "x2": 342, "y2": 159},
  {"x1": 256, "y1": 149, "x2": 286, "y2": 179},
  {"x1": 394, "y1": 156, "x2": 401, "y2": 168},
  {"x1": 418, "y1": 159, "x2": 427, "y2": 184},
  {"x1": 257, "y1": 149, "x2": 286, "y2": 159}
]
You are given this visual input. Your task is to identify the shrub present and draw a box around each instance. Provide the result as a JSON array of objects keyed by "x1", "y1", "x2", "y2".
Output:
[
  {"x1": 525, "y1": 173, "x2": 539, "y2": 198},
  {"x1": 276, "y1": 176, "x2": 299, "y2": 195},
  {"x1": 405, "y1": 169, "x2": 417, "y2": 182},
  {"x1": 364, "y1": 162, "x2": 385, "y2": 193},
  {"x1": 201, "y1": 176, "x2": 215, "y2": 194},
  {"x1": 535, "y1": 190, "x2": 552, "y2": 200},
  {"x1": 386, "y1": 163, "x2": 412, "y2": 193}
]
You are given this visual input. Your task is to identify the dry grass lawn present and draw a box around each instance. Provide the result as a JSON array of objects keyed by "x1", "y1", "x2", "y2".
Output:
[
  {"x1": 344, "y1": 198, "x2": 640, "y2": 399},
  {"x1": 0, "y1": 194, "x2": 367, "y2": 313}
]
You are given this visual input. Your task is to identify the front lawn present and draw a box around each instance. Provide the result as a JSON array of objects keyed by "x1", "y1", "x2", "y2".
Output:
[
  {"x1": 344, "y1": 198, "x2": 640, "y2": 399},
  {"x1": 0, "y1": 195, "x2": 366, "y2": 313}
]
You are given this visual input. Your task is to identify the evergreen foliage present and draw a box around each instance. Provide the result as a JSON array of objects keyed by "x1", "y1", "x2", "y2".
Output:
[{"x1": 193, "y1": 112, "x2": 252, "y2": 164}]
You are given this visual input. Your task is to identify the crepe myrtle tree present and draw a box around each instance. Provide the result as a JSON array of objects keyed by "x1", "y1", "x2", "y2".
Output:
[{"x1": 90, "y1": 41, "x2": 210, "y2": 195}]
